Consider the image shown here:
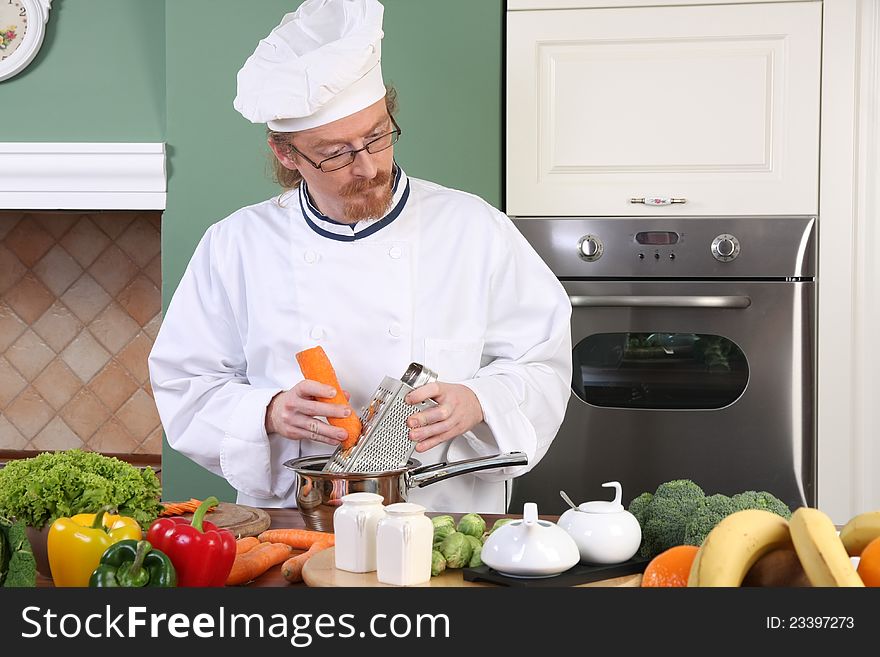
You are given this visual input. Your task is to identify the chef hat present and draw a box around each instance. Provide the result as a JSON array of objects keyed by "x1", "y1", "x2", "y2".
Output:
[{"x1": 233, "y1": 0, "x2": 386, "y2": 132}]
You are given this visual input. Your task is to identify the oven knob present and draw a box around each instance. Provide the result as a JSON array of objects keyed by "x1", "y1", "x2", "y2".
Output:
[
  {"x1": 711, "y1": 234, "x2": 740, "y2": 262},
  {"x1": 577, "y1": 234, "x2": 603, "y2": 261}
]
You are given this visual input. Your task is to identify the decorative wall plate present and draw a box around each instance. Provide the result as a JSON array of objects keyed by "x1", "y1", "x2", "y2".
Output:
[{"x1": 0, "y1": 0, "x2": 51, "y2": 83}]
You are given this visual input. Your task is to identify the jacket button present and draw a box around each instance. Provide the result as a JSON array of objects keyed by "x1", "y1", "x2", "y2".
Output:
[
  {"x1": 304, "y1": 250, "x2": 317, "y2": 264},
  {"x1": 388, "y1": 246, "x2": 402, "y2": 259},
  {"x1": 388, "y1": 323, "x2": 401, "y2": 338},
  {"x1": 310, "y1": 326, "x2": 324, "y2": 340}
]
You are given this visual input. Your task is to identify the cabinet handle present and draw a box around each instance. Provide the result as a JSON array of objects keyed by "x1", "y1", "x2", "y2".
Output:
[{"x1": 629, "y1": 197, "x2": 688, "y2": 206}]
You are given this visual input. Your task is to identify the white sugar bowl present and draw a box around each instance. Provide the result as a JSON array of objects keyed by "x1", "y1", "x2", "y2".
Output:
[
  {"x1": 481, "y1": 502, "x2": 580, "y2": 578},
  {"x1": 558, "y1": 481, "x2": 642, "y2": 565}
]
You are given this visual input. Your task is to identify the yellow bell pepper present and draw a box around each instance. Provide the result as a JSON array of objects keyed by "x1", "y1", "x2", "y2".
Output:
[{"x1": 47, "y1": 506, "x2": 142, "y2": 587}]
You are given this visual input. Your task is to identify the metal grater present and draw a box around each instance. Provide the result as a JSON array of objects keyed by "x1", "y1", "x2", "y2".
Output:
[{"x1": 322, "y1": 362, "x2": 439, "y2": 473}]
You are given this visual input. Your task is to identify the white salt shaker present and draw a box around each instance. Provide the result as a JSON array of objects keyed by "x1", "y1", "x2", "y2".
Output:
[
  {"x1": 376, "y1": 502, "x2": 433, "y2": 586},
  {"x1": 333, "y1": 493, "x2": 386, "y2": 573}
]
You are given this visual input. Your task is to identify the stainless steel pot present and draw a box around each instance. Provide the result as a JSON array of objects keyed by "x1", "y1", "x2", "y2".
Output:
[{"x1": 283, "y1": 451, "x2": 528, "y2": 531}]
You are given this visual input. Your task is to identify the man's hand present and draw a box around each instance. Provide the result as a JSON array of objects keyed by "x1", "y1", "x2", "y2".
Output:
[
  {"x1": 265, "y1": 379, "x2": 353, "y2": 446},
  {"x1": 405, "y1": 382, "x2": 484, "y2": 453}
]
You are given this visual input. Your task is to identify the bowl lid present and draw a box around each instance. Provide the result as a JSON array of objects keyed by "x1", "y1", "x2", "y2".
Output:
[
  {"x1": 577, "y1": 481, "x2": 626, "y2": 514},
  {"x1": 481, "y1": 502, "x2": 580, "y2": 577}
]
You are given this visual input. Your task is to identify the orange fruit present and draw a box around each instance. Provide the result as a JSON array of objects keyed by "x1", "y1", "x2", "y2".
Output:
[
  {"x1": 857, "y1": 536, "x2": 880, "y2": 586},
  {"x1": 641, "y1": 545, "x2": 700, "y2": 587}
]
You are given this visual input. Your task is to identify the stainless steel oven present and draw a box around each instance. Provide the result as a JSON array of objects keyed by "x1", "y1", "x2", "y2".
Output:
[{"x1": 510, "y1": 216, "x2": 816, "y2": 513}]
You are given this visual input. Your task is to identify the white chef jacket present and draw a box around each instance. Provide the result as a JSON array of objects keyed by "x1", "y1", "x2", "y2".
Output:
[{"x1": 148, "y1": 167, "x2": 572, "y2": 513}]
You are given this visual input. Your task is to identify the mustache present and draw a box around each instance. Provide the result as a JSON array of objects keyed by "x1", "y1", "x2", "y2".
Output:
[{"x1": 339, "y1": 169, "x2": 393, "y2": 197}]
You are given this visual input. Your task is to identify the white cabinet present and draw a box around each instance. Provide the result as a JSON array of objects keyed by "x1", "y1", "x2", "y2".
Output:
[{"x1": 506, "y1": 1, "x2": 822, "y2": 216}]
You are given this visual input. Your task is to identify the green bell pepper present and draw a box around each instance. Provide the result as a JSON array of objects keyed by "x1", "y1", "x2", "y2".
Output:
[{"x1": 89, "y1": 539, "x2": 177, "y2": 587}]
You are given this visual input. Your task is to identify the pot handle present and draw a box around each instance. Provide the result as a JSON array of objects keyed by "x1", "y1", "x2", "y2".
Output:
[{"x1": 405, "y1": 452, "x2": 528, "y2": 489}]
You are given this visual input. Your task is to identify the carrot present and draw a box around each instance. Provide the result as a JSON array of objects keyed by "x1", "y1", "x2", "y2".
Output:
[
  {"x1": 257, "y1": 528, "x2": 336, "y2": 550},
  {"x1": 160, "y1": 498, "x2": 217, "y2": 516},
  {"x1": 281, "y1": 541, "x2": 332, "y2": 583},
  {"x1": 295, "y1": 345, "x2": 362, "y2": 449},
  {"x1": 226, "y1": 542, "x2": 292, "y2": 586},
  {"x1": 235, "y1": 536, "x2": 261, "y2": 555}
]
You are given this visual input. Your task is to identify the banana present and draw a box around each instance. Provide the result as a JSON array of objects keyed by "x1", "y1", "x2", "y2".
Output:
[
  {"x1": 789, "y1": 507, "x2": 864, "y2": 587},
  {"x1": 688, "y1": 509, "x2": 792, "y2": 587},
  {"x1": 838, "y1": 510, "x2": 880, "y2": 556}
]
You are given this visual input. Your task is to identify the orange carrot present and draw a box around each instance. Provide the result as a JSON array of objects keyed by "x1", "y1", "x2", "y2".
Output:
[
  {"x1": 226, "y1": 542, "x2": 292, "y2": 586},
  {"x1": 281, "y1": 541, "x2": 332, "y2": 583},
  {"x1": 295, "y1": 345, "x2": 362, "y2": 449},
  {"x1": 257, "y1": 528, "x2": 336, "y2": 550},
  {"x1": 160, "y1": 498, "x2": 217, "y2": 516},
  {"x1": 235, "y1": 536, "x2": 261, "y2": 555}
]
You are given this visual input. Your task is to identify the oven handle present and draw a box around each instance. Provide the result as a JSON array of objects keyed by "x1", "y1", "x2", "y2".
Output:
[{"x1": 569, "y1": 295, "x2": 752, "y2": 309}]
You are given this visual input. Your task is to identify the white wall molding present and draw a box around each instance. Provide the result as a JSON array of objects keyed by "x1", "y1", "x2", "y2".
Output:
[
  {"x1": 853, "y1": 0, "x2": 880, "y2": 516},
  {"x1": 508, "y1": 0, "x2": 809, "y2": 10},
  {"x1": 818, "y1": 0, "x2": 880, "y2": 523},
  {"x1": 0, "y1": 143, "x2": 166, "y2": 210}
]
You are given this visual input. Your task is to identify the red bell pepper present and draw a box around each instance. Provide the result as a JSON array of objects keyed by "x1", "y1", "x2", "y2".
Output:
[{"x1": 146, "y1": 496, "x2": 236, "y2": 587}]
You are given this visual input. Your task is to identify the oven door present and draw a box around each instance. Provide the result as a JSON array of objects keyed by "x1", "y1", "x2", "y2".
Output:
[{"x1": 510, "y1": 279, "x2": 815, "y2": 514}]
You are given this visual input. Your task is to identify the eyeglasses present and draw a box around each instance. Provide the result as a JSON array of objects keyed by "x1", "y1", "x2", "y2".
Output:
[{"x1": 287, "y1": 116, "x2": 402, "y2": 173}]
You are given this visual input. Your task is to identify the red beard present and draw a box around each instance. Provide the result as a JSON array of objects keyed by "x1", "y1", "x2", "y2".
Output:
[{"x1": 340, "y1": 169, "x2": 394, "y2": 222}]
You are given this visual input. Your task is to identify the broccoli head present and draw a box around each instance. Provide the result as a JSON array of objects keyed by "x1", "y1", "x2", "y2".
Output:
[
  {"x1": 638, "y1": 479, "x2": 705, "y2": 559},
  {"x1": 627, "y1": 492, "x2": 657, "y2": 557},
  {"x1": 731, "y1": 491, "x2": 792, "y2": 519},
  {"x1": 627, "y1": 492, "x2": 653, "y2": 526},
  {"x1": 682, "y1": 493, "x2": 738, "y2": 547}
]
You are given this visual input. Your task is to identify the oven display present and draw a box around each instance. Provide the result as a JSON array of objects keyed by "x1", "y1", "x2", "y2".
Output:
[{"x1": 635, "y1": 231, "x2": 680, "y2": 245}]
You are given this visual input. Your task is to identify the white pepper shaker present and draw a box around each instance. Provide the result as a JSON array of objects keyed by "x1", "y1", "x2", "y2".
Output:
[
  {"x1": 334, "y1": 492, "x2": 386, "y2": 573},
  {"x1": 376, "y1": 502, "x2": 433, "y2": 586}
]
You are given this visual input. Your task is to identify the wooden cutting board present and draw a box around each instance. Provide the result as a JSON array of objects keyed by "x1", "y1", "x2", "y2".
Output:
[
  {"x1": 302, "y1": 547, "x2": 642, "y2": 587},
  {"x1": 165, "y1": 502, "x2": 271, "y2": 539}
]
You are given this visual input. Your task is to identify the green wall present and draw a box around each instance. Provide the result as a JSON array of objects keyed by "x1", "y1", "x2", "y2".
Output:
[
  {"x1": 2, "y1": 0, "x2": 503, "y2": 501},
  {"x1": 1, "y1": 0, "x2": 164, "y2": 140}
]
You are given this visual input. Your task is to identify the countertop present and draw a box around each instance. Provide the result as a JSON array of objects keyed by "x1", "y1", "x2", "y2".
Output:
[{"x1": 37, "y1": 508, "x2": 521, "y2": 588}]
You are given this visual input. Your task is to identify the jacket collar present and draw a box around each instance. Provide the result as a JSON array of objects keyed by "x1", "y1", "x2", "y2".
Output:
[{"x1": 298, "y1": 165, "x2": 409, "y2": 242}]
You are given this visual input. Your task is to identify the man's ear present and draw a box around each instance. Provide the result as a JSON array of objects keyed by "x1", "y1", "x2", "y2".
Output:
[{"x1": 267, "y1": 137, "x2": 300, "y2": 172}]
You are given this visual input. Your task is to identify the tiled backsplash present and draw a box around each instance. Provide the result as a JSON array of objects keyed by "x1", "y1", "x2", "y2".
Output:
[{"x1": 0, "y1": 211, "x2": 162, "y2": 455}]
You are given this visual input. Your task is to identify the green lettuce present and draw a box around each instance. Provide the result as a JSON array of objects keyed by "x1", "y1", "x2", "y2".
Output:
[{"x1": 0, "y1": 450, "x2": 163, "y2": 530}]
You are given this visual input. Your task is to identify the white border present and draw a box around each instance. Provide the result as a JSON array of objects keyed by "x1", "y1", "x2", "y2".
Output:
[
  {"x1": 0, "y1": 0, "x2": 50, "y2": 83},
  {"x1": 0, "y1": 142, "x2": 167, "y2": 209}
]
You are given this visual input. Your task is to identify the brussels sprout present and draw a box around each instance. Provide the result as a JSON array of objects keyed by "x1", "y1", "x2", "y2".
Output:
[
  {"x1": 431, "y1": 515, "x2": 455, "y2": 530},
  {"x1": 433, "y1": 524, "x2": 456, "y2": 547},
  {"x1": 438, "y1": 532, "x2": 473, "y2": 569},
  {"x1": 464, "y1": 535, "x2": 482, "y2": 568},
  {"x1": 464, "y1": 534, "x2": 481, "y2": 550},
  {"x1": 489, "y1": 518, "x2": 514, "y2": 534},
  {"x1": 431, "y1": 549, "x2": 447, "y2": 577},
  {"x1": 456, "y1": 513, "x2": 486, "y2": 539}
]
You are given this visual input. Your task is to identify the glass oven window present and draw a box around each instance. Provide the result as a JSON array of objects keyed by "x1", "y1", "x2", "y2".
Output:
[{"x1": 572, "y1": 332, "x2": 748, "y2": 409}]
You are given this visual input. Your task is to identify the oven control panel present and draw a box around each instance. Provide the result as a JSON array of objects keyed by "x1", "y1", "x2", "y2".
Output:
[
  {"x1": 516, "y1": 216, "x2": 814, "y2": 279},
  {"x1": 574, "y1": 230, "x2": 742, "y2": 264}
]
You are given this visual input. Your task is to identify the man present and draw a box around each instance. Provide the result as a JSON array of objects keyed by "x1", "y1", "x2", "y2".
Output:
[{"x1": 148, "y1": 0, "x2": 572, "y2": 513}]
